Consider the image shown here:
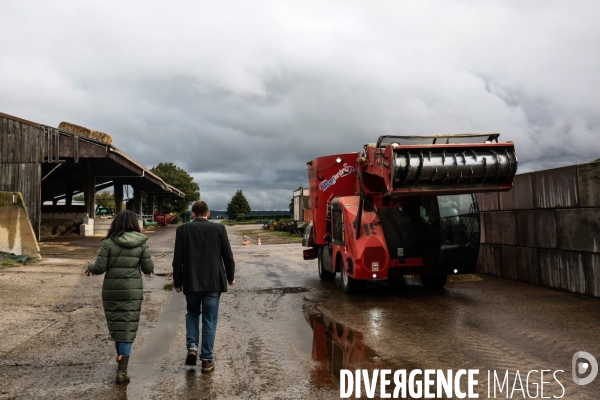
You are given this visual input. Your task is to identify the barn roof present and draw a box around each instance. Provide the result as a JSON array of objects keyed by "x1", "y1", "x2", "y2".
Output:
[{"x1": 0, "y1": 110, "x2": 185, "y2": 199}]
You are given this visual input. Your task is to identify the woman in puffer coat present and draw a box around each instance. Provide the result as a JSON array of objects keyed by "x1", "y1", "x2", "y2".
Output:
[{"x1": 85, "y1": 210, "x2": 154, "y2": 384}]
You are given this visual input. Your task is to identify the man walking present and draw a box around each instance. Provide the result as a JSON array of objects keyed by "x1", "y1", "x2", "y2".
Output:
[{"x1": 172, "y1": 200, "x2": 235, "y2": 372}]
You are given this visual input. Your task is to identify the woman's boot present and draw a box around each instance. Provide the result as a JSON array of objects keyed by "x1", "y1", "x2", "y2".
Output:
[{"x1": 116, "y1": 355, "x2": 130, "y2": 384}]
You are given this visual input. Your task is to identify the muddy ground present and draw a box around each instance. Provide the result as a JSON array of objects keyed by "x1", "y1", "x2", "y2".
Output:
[{"x1": 1, "y1": 223, "x2": 599, "y2": 399}]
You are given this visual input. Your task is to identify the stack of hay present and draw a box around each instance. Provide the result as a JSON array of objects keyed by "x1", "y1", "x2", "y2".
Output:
[
  {"x1": 40, "y1": 219, "x2": 82, "y2": 237},
  {"x1": 58, "y1": 122, "x2": 113, "y2": 144}
]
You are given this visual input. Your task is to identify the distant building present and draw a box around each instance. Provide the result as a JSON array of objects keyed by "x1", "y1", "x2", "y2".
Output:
[{"x1": 293, "y1": 188, "x2": 311, "y2": 222}]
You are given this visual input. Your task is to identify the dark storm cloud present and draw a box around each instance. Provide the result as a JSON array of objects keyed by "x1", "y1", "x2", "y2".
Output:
[{"x1": 1, "y1": 0, "x2": 600, "y2": 209}]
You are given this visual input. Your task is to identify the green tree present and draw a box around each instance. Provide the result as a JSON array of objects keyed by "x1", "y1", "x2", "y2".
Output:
[
  {"x1": 95, "y1": 191, "x2": 116, "y2": 209},
  {"x1": 74, "y1": 191, "x2": 121, "y2": 210},
  {"x1": 226, "y1": 190, "x2": 251, "y2": 215},
  {"x1": 151, "y1": 163, "x2": 200, "y2": 213}
]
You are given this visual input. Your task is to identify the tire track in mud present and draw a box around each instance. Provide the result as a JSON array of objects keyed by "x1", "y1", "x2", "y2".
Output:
[
  {"x1": 247, "y1": 335, "x2": 285, "y2": 393},
  {"x1": 227, "y1": 291, "x2": 307, "y2": 398}
]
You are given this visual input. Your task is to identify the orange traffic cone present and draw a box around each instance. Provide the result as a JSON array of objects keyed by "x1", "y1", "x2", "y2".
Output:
[{"x1": 258, "y1": 238, "x2": 261, "y2": 246}]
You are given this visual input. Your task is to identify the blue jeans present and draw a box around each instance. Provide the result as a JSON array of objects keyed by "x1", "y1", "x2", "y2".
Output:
[
  {"x1": 115, "y1": 341, "x2": 132, "y2": 357},
  {"x1": 185, "y1": 292, "x2": 221, "y2": 361}
]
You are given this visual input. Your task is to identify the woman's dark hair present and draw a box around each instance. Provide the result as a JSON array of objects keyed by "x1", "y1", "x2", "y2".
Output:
[{"x1": 105, "y1": 210, "x2": 141, "y2": 239}]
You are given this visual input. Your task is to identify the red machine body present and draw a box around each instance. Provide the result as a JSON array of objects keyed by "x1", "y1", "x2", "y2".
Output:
[
  {"x1": 303, "y1": 134, "x2": 517, "y2": 293},
  {"x1": 153, "y1": 213, "x2": 178, "y2": 226},
  {"x1": 305, "y1": 152, "x2": 359, "y2": 257}
]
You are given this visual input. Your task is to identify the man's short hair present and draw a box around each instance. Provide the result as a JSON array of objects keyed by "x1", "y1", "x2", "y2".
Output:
[{"x1": 192, "y1": 200, "x2": 209, "y2": 217}]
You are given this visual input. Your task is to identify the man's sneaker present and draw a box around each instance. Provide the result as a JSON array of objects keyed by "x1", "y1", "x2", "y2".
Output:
[
  {"x1": 201, "y1": 360, "x2": 215, "y2": 373},
  {"x1": 185, "y1": 349, "x2": 197, "y2": 366}
]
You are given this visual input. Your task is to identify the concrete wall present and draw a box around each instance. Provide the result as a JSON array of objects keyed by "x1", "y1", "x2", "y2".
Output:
[
  {"x1": 78, "y1": 217, "x2": 144, "y2": 237},
  {"x1": 477, "y1": 161, "x2": 600, "y2": 297},
  {"x1": 0, "y1": 192, "x2": 41, "y2": 258}
]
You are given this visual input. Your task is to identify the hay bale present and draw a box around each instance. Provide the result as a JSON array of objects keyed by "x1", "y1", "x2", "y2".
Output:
[
  {"x1": 58, "y1": 122, "x2": 113, "y2": 144},
  {"x1": 40, "y1": 219, "x2": 82, "y2": 237}
]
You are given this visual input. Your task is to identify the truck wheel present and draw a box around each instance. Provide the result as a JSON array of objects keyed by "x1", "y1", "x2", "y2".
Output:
[
  {"x1": 318, "y1": 246, "x2": 335, "y2": 281},
  {"x1": 341, "y1": 260, "x2": 364, "y2": 293},
  {"x1": 419, "y1": 272, "x2": 447, "y2": 290}
]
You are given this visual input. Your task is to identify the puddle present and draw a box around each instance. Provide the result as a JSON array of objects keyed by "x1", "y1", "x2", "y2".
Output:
[
  {"x1": 303, "y1": 307, "x2": 379, "y2": 388},
  {"x1": 255, "y1": 286, "x2": 309, "y2": 294},
  {"x1": 126, "y1": 292, "x2": 185, "y2": 398},
  {"x1": 286, "y1": 305, "x2": 316, "y2": 358}
]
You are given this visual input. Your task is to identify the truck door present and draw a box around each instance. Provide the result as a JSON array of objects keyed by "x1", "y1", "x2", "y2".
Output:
[
  {"x1": 437, "y1": 194, "x2": 480, "y2": 274},
  {"x1": 331, "y1": 199, "x2": 345, "y2": 246},
  {"x1": 415, "y1": 194, "x2": 480, "y2": 275}
]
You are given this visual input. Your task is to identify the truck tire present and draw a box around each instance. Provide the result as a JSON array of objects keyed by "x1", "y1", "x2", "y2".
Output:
[
  {"x1": 341, "y1": 259, "x2": 364, "y2": 293},
  {"x1": 318, "y1": 246, "x2": 335, "y2": 281},
  {"x1": 419, "y1": 272, "x2": 447, "y2": 290}
]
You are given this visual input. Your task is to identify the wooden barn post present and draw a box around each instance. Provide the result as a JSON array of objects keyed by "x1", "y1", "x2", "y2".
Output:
[
  {"x1": 147, "y1": 194, "x2": 155, "y2": 216},
  {"x1": 113, "y1": 179, "x2": 123, "y2": 213},
  {"x1": 84, "y1": 175, "x2": 96, "y2": 218},
  {"x1": 133, "y1": 186, "x2": 142, "y2": 217}
]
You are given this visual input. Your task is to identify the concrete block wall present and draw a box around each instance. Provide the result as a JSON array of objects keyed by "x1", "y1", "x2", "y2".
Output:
[
  {"x1": 88, "y1": 217, "x2": 145, "y2": 236},
  {"x1": 93, "y1": 218, "x2": 111, "y2": 236},
  {"x1": 477, "y1": 161, "x2": 600, "y2": 297},
  {"x1": 80, "y1": 216, "x2": 94, "y2": 236}
]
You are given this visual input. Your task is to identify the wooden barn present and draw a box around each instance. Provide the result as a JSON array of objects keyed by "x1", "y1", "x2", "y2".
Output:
[{"x1": 0, "y1": 111, "x2": 184, "y2": 241}]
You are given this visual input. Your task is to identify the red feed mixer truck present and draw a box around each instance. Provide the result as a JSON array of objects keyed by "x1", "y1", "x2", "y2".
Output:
[{"x1": 302, "y1": 134, "x2": 517, "y2": 293}]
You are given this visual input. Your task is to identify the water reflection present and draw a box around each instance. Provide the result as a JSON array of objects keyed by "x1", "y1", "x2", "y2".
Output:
[{"x1": 305, "y1": 307, "x2": 377, "y2": 388}]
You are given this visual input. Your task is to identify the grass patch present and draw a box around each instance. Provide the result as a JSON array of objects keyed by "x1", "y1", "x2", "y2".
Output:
[
  {"x1": 0, "y1": 260, "x2": 15, "y2": 267},
  {"x1": 269, "y1": 231, "x2": 303, "y2": 241},
  {"x1": 163, "y1": 283, "x2": 174, "y2": 291},
  {"x1": 241, "y1": 229, "x2": 303, "y2": 242}
]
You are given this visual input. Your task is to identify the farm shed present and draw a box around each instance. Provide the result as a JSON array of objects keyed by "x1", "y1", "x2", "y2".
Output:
[{"x1": 0, "y1": 111, "x2": 184, "y2": 241}]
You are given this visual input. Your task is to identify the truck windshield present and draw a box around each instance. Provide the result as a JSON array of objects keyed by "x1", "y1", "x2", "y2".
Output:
[{"x1": 438, "y1": 194, "x2": 479, "y2": 247}]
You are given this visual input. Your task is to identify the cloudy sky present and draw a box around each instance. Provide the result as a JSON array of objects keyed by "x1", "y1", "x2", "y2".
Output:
[{"x1": 2, "y1": 1, "x2": 599, "y2": 210}]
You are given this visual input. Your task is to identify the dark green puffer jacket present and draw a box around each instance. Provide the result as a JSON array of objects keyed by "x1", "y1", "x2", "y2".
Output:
[{"x1": 88, "y1": 231, "x2": 154, "y2": 342}]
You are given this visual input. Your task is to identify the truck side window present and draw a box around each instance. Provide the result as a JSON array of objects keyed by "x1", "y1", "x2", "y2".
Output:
[
  {"x1": 438, "y1": 194, "x2": 479, "y2": 247},
  {"x1": 419, "y1": 197, "x2": 438, "y2": 227}
]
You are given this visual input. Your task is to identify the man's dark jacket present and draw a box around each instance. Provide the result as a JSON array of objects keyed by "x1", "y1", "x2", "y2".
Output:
[{"x1": 172, "y1": 218, "x2": 235, "y2": 294}]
